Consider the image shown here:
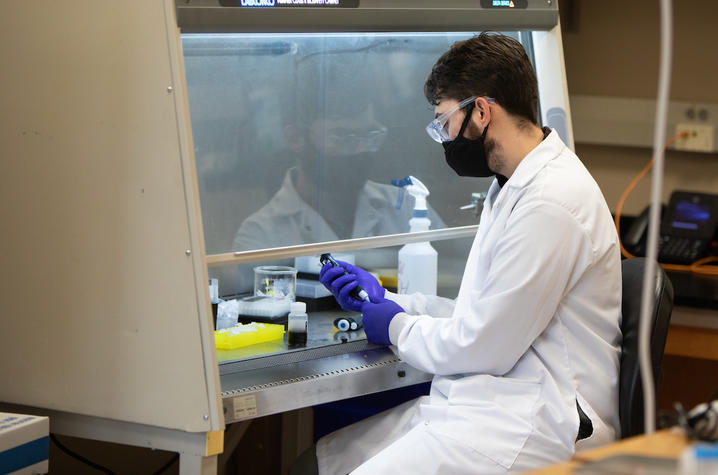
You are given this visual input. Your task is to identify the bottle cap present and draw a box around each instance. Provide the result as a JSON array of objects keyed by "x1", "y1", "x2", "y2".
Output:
[{"x1": 290, "y1": 301, "x2": 306, "y2": 314}]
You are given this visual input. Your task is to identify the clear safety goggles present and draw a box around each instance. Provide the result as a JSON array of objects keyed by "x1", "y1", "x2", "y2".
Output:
[{"x1": 425, "y1": 96, "x2": 495, "y2": 143}]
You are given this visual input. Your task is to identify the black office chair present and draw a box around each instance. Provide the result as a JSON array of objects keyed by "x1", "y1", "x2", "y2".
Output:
[{"x1": 619, "y1": 257, "x2": 674, "y2": 439}]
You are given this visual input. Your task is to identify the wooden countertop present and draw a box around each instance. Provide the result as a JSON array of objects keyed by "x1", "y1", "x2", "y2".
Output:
[
  {"x1": 666, "y1": 306, "x2": 718, "y2": 361},
  {"x1": 528, "y1": 429, "x2": 690, "y2": 474}
]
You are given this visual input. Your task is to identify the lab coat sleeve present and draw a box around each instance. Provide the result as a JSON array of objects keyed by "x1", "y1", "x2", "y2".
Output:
[
  {"x1": 384, "y1": 290, "x2": 455, "y2": 318},
  {"x1": 389, "y1": 201, "x2": 595, "y2": 376}
]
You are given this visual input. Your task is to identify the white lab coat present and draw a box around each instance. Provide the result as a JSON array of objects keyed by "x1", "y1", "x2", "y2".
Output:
[{"x1": 317, "y1": 130, "x2": 622, "y2": 474}]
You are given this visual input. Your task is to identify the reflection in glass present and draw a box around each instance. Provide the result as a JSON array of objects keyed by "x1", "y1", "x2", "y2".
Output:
[{"x1": 182, "y1": 32, "x2": 523, "y2": 295}]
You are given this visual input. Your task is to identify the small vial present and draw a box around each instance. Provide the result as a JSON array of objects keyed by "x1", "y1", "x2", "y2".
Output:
[
  {"x1": 334, "y1": 317, "x2": 361, "y2": 332},
  {"x1": 334, "y1": 318, "x2": 351, "y2": 332},
  {"x1": 287, "y1": 302, "x2": 308, "y2": 346}
]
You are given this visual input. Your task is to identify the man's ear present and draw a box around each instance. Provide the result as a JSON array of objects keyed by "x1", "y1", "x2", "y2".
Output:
[
  {"x1": 284, "y1": 124, "x2": 305, "y2": 154},
  {"x1": 474, "y1": 97, "x2": 492, "y2": 126}
]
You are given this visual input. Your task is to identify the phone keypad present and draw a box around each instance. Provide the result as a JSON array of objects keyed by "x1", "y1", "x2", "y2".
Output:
[{"x1": 658, "y1": 235, "x2": 709, "y2": 264}]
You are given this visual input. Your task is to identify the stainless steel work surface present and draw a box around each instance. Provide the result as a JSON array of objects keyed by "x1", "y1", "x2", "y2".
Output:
[
  {"x1": 220, "y1": 347, "x2": 432, "y2": 423},
  {"x1": 217, "y1": 310, "x2": 432, "y2": 422}
]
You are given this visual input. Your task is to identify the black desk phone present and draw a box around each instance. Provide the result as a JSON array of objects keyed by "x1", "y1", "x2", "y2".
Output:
[{"x1": 624, "y1": 191, "x2": 718, "y2": 265}]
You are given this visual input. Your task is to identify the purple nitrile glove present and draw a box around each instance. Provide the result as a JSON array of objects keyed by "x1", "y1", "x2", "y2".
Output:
[
  {"x1": 318, "y1": 260, "x2": 385, "y2": 312},
  {"x1": 360, "y1": 299, "x2": 404, "y2": 346}
]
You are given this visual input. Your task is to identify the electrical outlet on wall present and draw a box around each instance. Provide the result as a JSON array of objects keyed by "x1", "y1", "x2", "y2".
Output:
[{"x1": 674, "y1": 123, "x2": 715, "y2": 152}]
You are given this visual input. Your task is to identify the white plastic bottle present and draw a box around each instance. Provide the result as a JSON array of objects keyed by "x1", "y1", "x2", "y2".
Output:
[{"x1": 393, "y1": 176, "x2": 438, "y2": 296}]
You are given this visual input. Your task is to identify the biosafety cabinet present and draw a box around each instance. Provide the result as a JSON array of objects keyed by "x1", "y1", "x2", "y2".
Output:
[{"x1": 0, "y1": 1, "x2": 571, "y2": 473}]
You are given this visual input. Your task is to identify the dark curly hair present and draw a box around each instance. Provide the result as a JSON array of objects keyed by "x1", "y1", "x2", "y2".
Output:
[{"x1": 424, "y1": 33, "x2": 539, "y2": 127}]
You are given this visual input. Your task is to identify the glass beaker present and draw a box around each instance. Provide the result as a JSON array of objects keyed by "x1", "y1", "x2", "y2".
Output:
[{"x1": 253, "y1": 266, "x2": 297, "y2": 301}]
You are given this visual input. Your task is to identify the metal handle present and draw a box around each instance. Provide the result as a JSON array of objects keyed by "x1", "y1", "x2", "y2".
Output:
[
  {"x1": 206, "y1": 226, "x2": 478, "y2": 267},
  {"x1": 460, "y1": 192, "x2": 487, "y2": 217}
]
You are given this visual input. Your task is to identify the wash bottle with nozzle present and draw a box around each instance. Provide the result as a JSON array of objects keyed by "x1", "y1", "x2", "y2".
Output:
[{"x1": 391, "y1": 176, "x2": 438, "y2": 296}]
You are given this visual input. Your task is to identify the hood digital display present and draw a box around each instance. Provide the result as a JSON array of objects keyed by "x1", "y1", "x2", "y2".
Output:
[{"x1": 231, "y1": 0, "x2": 359, "y2": 7}]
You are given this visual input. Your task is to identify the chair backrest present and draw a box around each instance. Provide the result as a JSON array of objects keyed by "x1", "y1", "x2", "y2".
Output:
[{"x1": 619, "y1": 258, "x2": 674, "y2": 438}]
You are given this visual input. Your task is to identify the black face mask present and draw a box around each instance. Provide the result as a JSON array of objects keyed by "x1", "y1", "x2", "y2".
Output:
[{"x1": 442, "y1": 104, "x2": 493, "y2": 177}]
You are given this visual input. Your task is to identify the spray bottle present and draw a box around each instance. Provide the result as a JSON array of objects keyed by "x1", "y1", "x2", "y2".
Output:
[{"x1": 391, "y1": 176, "x2": 437, "y2": 295}]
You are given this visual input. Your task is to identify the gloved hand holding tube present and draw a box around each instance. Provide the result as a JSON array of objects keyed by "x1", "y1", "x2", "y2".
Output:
[
  {"x1": 319, "y1": 254, "x2": 404, "y2": 345},
  {"x1": 319, "y1": 254, "x2": 385, "y2": 312}
]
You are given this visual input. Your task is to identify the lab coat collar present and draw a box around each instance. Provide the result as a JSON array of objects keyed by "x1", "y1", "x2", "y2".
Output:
[
  {"x1": 272, "y1": 168, "x2": 318, "y2": 218},
  {"x1": 484, "y1": 129, "x2": 563, "y2": 211},
  {"x1": 503, "y1": 128, "x2": 564, "y2": 189}
]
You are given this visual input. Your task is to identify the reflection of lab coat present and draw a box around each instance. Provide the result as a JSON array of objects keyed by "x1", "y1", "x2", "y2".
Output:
[
  {"x1": 317, "y1": 130, "x2": 622, "y2": 473},
  {"x1": 233, "y1": 167, "x2": 444, "y2": 250},
  {"x1": 225, "y1": 168, "x2": 444, "y2": 294}
]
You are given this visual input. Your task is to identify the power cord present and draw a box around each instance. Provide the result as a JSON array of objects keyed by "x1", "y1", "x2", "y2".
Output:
[
  {"x1": 151, "y1": 453, "x2": 179, "y2": 475},
  {"x1": 50, "y1": 433, "x2": 180, "y2": 474},
  {"x1": 50, "y1": 434, "x2": 116, "y2": 475},
  {"x1": 613, "y1": 131, "x2": 687, "y2": 259}
]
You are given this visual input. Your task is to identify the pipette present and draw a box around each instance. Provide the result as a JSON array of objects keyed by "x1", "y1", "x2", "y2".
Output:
[{"x1": 319, "y1": 253, "x2": 371, "y2": 303}]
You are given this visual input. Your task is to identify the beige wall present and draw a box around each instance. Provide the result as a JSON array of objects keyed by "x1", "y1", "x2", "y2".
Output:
[{"x1": 561, "y1": 0, "x2": 718, "y2": 214}]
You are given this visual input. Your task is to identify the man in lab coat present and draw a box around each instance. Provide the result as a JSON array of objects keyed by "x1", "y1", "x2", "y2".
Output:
[{"x1": 314, "y1": 33, "x2": 623, "y2": 473}]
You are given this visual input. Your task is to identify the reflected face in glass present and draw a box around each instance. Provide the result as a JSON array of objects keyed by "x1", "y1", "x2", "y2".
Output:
[{"x1": 308, "y1": 104, "x2": 388, "y2": 159}]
